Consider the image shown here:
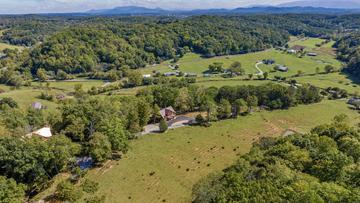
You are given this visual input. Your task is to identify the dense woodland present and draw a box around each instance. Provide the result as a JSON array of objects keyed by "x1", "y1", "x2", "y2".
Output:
[
  {"x1": 335, "y1": 32, "x2": 360, "y2": 78},
  {"x1": 193, "y1": 115, "x2": 360, "y2": 202},
  {"x1": 1, "y1": 14, "x2": 360, "y2": 82}
]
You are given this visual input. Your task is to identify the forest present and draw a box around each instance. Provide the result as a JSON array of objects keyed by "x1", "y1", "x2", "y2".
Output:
[{"x1": 1, "y1": 14, "x2": 360, "y2": 82}]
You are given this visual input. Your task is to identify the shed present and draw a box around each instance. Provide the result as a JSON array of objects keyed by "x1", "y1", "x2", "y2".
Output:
[
  {"x1": 163, "y1": 72, "x2": 177, "y2": 77},
  {"x1": 31, "y1": 102, "x2": 43, "y2": 110},
  {"x1": 307, "y1": 52, "x2": 318, "y2": 56},
  {"x1": 277, "y1": 65, "x2": 289, "y2": 72}
]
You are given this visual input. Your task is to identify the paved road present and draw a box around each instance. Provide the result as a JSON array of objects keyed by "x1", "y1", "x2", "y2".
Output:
[
  {"x1": 255, "y1": 61, "x2": 264, "y2": 76},
  {"x1": 140, "y1": 116, "x2": 195, "y2": 136}
]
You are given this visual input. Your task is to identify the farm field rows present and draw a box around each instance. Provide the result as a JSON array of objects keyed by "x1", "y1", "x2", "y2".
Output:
[{"x1": 81, "y1": 99, "x2": 359, "y2": 203}]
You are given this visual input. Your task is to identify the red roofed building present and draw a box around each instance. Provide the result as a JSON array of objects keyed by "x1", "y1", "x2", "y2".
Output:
[{"x1": 159, "y1": 106, "x2": 176, "y2": 121}]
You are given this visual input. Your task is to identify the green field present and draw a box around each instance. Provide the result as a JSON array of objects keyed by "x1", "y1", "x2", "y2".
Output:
[
  {"x1": 0, "y1": 80, "x2": 105, "y2": 109},
  {"x1": 80, "y1": 100, "x2": 359, "y2": 203},
  {"x1": 0, "y1": 29, "x2": 25, "y2": 51},
  {"x1": 288, "y1": 37, "x2": 327, "y2": 49},
  {"x1": 140, "y1": 37, "x2": 342, "y2": 83},
  {"x1": 0, "y1": 42, "x2": 24, "y2": 52},
  {"x1": 142, "y1": 49, "x2": 341, "y2": 78},
  {"x1": 296, "y1": 73, "x2": 360, "y2": 94}
]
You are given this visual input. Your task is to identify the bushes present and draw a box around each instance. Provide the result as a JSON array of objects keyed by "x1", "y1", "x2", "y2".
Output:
[
  {"x1": 56, "y1": 181, "x2": 83, "y2": 202},
  {"x1": 0, "y1": 176, "x2": 25, "y2": 203},
  {"x1": 81, "y1": 179, "x2": 99, "y2": 193},
  {"x1": 159, "y1": 119, "x2": 168, "y2": 133}
]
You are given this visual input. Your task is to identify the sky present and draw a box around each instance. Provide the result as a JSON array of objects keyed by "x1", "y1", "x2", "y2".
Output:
[{"x1": 0, "y1": 0, "x2": 295, "y2": 14}]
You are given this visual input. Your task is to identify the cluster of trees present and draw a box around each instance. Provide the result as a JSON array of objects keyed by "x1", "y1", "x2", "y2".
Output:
[
  {"x1": 0, "y1": 94, "x2": 153, "y2": 200},
  {"x1": 335, "y1": 32, "x2": 360, "y2": 78},
  {"x1": 137, "y1": 83, "x2": 322, "y2": 121},
  {"x1": 193, "y1": 115, "x2": 360, "y2": 202}
]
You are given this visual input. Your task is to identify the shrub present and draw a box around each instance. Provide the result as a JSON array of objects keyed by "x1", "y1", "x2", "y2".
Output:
[
  {"x1": 159, "y1": 119, "x2": 168, "y2": 133},
  {"x1": 85, "y1": 195, "x2": 106, "y2": 203},
  {"x1": 81, "y1": 179, "x2": 99, "y2": 193},
  {"x1": 56, "y1": 181, "x2": 83, "y2": 202}
]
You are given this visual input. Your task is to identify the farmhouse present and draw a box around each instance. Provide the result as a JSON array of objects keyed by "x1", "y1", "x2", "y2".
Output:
[
  {"x1": 290, "y1": 45, "x2": 306, "y2": 52},
  {"x1": 26, "y1": 127, "x2": 53, "y2": 138},
  {"x1": 159, "y1": 106, "x2": 176, "y2": 121}
]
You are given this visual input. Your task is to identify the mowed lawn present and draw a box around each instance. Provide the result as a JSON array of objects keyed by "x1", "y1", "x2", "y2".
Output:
[{"x1": 83, "y1": 100, "x2": 359, "y2": 203}]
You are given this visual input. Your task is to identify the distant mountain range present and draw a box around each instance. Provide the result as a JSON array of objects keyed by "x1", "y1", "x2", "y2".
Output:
[
  {"x1": 278, "y1": 0, "x2": 360, "y2": 9},
  {"x1": 85, "y1": 6, "x2": 360, "y2": 16}
]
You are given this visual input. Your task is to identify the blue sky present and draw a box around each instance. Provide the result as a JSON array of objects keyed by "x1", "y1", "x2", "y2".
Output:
[{"x1": 0, "y1": 0, "x2": 294, "y2": 14}]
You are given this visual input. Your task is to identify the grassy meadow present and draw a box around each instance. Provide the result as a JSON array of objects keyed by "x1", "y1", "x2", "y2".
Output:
[
  {"x1": 141, "y1": 37, "x2": 342, "y2": 81},
  {"x1": 81, "y1": 100, "x2": 359, "y2": 203},
  {"x1": 0, "y1": 80, "x2": 105, "y2": 110}
]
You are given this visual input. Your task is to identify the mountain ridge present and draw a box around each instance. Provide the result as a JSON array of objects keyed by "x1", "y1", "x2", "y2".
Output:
[{"x1": 85, "y1": 6, "x2": 360, "y2": 16}]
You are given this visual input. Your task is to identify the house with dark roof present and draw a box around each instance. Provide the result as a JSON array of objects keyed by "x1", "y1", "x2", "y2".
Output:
[
  {"x1": 159, "y1": 106, "x2": 176, "y2": 121},
  {"x1": 290, "y1": 45, "x2": 306, "y2": 52}
]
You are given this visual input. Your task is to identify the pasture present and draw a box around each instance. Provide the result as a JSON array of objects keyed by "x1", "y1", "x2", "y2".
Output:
[
  {"x1": 82, "y1": 100, "x2": 359, "y2": 203},
  {"x1": 140, "y1": 37, "x2": 342, "y2": 83},
  {"x1": 0, "y1": 79, "x2": 105, "y2": 110}
]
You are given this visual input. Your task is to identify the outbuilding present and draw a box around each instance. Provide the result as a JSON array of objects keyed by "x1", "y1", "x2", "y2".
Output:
[
  {"x1": 277, "y1": 65, "x2": 289, "y2": 72},
  {"x1": 307, "y1": 52, "x2": 318, "y2": 56},
  {"x1": 31, "y1": 102, "x2": 43, "y2": 110}
]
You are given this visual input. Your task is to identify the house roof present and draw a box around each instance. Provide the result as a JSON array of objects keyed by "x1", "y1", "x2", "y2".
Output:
[
  {"x1": 291, "y1": 45, "x2": 306, "y2": 51},
  {"x1": 27, "y1": 127, "x2": 52, "y2": 138},
  {"x1": 159, "y1": 106, "x2": 176, "y2": 118},
  {"x1": 278, "y1": 66, "x2": 288, "y2": 71}
]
